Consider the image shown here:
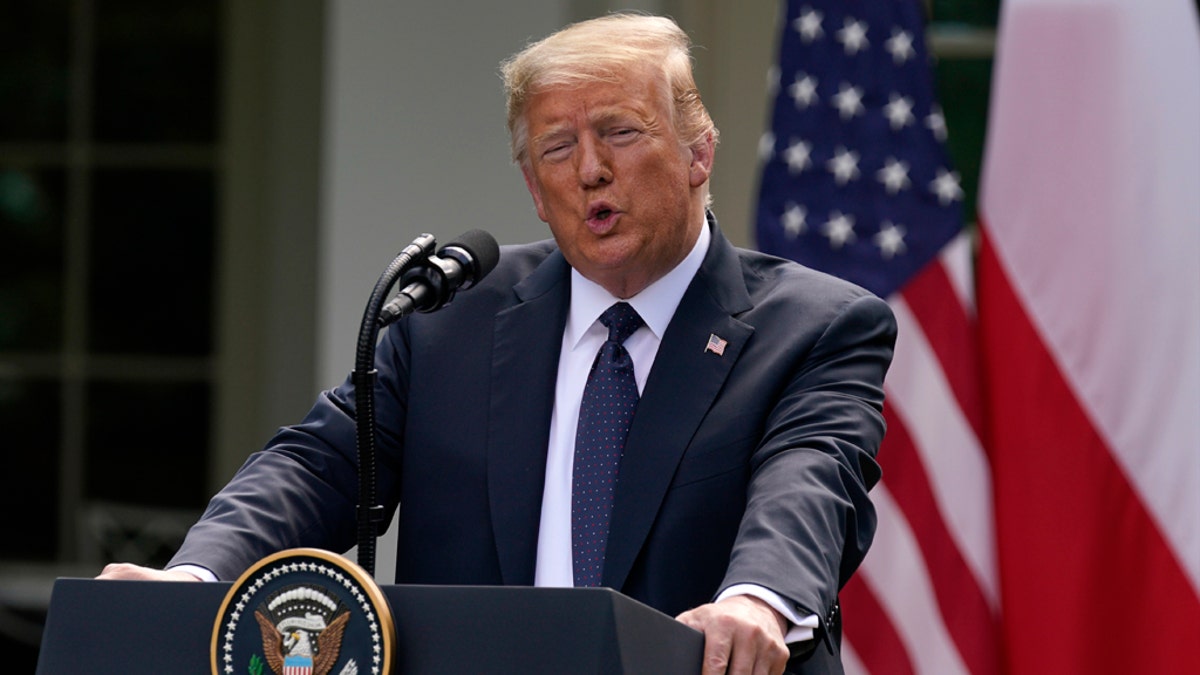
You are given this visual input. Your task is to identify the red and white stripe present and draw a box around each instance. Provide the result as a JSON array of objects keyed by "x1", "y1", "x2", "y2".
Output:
[
  {"x1": 978, "y1": 0, "x2": 1200, "y2": 671},
  {"x1": 843, "y1": 234, "x2": 1003, "y2": 675}
]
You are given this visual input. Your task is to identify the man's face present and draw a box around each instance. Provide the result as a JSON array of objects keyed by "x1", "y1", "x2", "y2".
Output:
[{"x1": 519, "y1": 66, "x2": 713, "y2": 299}]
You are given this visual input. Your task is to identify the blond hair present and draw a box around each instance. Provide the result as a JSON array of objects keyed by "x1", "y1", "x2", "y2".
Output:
[{"x1": 500, "y1": 13, "x2": 719, "y2": 166}]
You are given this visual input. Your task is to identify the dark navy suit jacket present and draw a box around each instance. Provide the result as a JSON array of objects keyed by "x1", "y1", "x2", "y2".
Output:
[{"x1": 171, "y1": 219, "x2": 896, "y2": 672}]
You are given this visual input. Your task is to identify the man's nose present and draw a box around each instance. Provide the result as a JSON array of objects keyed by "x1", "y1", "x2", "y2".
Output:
[{"x1": 577, "y1": 135, "x2": 613, "y2": 187}]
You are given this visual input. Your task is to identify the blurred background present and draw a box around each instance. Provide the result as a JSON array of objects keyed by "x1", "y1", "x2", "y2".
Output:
[{"x1": 0, "y1": 0, "x2": 997, "y2": 667}]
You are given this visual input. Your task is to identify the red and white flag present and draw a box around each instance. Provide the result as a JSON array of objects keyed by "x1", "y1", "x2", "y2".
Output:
[{"x1": 978, "y1": 0, "x2": 1200, "y2": 671}]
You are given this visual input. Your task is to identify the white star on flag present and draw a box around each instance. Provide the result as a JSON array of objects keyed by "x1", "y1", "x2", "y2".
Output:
[
  {"x1": 822, "y1": 211, "x2": 856, "y2": 248},
  {"x1": 785, "y1": 139, "x2": 813, "y2": 173},
  {"x1": 788, "y1": 73, "x2": 819, "y2": 109},
  {"x1": 837, "y1": 18, "x2": 869, "y2": 55},
  {"x1": 885, "y1": 28, "x2": 915, "y2": 64},
  {"x1": 927, "y1": 105, "x2": 949, "y2": 141},
  {"x1": 794, "y1": 7, "x2": 823, "y2": 42},
  {"x1": 931, "y1": 167, "x2": 964, "y2": 205},
  {"x1": 782, "y1": 203, "x2": 807, "y2": 237},
  {"x1": 831, "y1": 82, "x2": 865, "y2": 119},
  {"x1": 827, "y1": 146, "x2": 860, "y2": 184},
  {"x1": 876, "y1": 157, "x2": 911, "y2": 194},
  {"x1": 758, "y1": 132, "x2": 776, "y2": 161},
  {"x1": 884, "y1": 93, "x2": 915, "y2": 130},
  {"x1": 873, "y1": 221, "x2": 907, "y2": 258}
]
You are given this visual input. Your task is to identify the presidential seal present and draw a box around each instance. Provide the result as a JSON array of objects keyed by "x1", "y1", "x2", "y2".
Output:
[{"x1": 212, "y1": 548, "x2": 395, "y2": 675}]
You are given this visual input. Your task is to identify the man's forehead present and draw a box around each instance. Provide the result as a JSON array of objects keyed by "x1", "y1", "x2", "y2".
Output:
[{"x1": 525, "y1": 78, "x2": 665, "y2": 127}]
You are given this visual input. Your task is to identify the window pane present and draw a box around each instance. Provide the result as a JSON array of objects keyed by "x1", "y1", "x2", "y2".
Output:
[
  {"x1": 934, "y1": 57, "x2": 994, "y2": 220},
  {"x1": 0, "y1": 1, "x2": 70, "y2": 141},
  {"x1": 0, "y1": 168, "x2": 65, "y2": 351},
  {"x1": 87, "y1": 169, "x2": 214, "y2": 355},
  {"x1": 85, "y1": 380, "x2": 209, "y2": 507},
  {"x1": 92, "y1": 0, "x2": 219, "y2": 142},
  {"x1": 0, "y1": 379, "x2": 60, "y2": 560}
]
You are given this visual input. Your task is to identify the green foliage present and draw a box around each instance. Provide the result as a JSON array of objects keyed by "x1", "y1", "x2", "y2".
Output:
[{"x1": 248, "y1": 653, "x2": 263, "y2": 675}]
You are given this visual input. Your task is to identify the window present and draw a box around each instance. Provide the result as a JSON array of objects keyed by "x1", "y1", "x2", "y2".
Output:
[{"x1": 0, "y1": 0, "x2": 220, "y2": 568}]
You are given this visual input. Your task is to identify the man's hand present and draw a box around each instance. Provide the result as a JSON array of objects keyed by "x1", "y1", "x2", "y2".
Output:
[
  {"x1": 676, "y1": 594, "x2": 790, "y2": 675},
  {"x1": 96, "y1": 563, "x2": 201, "y2": 582}
]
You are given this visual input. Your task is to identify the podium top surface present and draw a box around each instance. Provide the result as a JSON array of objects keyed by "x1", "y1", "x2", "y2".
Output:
[{"x1": 37, "y1": 578, "x2": 702, "y2": 674}]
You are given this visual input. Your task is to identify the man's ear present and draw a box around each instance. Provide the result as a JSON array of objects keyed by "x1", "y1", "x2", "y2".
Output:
[
  {"x1": 688, "y1": 131, "x2": 715, "y2": 189},
  {"x1": 521, "y1": 163, "x2": 549, "y2": 222}
]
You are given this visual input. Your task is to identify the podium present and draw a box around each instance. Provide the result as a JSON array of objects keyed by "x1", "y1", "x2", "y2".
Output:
[{"x1": 35, "y1": 578, "x2": 703, "y2": 674}]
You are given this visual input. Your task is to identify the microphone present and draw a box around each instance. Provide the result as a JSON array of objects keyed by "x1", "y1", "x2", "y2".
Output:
[
  {"x1": 378, "y1": 229, "x2": 500, "y2": 326},
  {"x1": 353, "y1": 228, "x2": 499, "y2": 575}
]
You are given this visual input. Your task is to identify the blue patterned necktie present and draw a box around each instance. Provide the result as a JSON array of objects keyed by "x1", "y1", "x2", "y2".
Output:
[{"x1": 572, "y1": 301, "x2": 644, "y2": 587}]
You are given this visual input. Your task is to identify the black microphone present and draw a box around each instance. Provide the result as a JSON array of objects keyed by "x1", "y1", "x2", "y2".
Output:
[{"x1": 378, "y1": 229, "x2": 500, "y2": 326}]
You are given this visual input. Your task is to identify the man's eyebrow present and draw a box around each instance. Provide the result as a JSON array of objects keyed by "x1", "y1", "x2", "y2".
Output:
[
  {"x1": 591, "y1": 105, "x2": 648, "y2": 126},
  {"x1": 530, "y1": 126, "x2": 573, "y2": 150}
]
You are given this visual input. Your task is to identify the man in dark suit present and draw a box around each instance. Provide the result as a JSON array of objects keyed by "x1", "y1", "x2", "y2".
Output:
[{"x1": 101, "y1": 13, "x2": 895, "y2": 675}]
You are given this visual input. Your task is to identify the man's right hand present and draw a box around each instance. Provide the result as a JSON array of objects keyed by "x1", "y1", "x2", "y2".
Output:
[{"x1": 96, "y1": 563, "x2": 201, "y2": 582}]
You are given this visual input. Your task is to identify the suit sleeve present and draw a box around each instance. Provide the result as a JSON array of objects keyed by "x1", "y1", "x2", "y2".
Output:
[
  {"x1": 166, "y1": 321, "x2": 415, "y2": 581},
  {"x1": 718, "y1": 292, "x2": 896, "y2": 639}
]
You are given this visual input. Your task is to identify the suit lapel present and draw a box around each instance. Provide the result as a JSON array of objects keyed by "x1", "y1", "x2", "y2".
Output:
[
  {"x1": 602, "y1": 226, "x2": 754, "y2": 590},
  {"x1": 487, "y1": 252, "x2": 571, "y2": 585}
]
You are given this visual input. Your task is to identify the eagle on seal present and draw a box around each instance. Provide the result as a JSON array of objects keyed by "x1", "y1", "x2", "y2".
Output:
[{"x1": 254, "y1": 608, "x2": 350, "y2": 675}]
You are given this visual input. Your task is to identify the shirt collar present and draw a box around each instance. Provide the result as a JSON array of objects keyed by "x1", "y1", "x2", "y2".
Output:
[{"x1": 565, "y1": 221, "x2": 711, "y2": 350}]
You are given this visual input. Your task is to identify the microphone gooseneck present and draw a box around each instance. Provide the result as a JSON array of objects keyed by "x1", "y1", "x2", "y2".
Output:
[
  {"x1": 353, "y1": 230, "x2": 499, "y2": 577},
  {"x1": 352, "y1": 233, "x2": 435, "y2": 577}
]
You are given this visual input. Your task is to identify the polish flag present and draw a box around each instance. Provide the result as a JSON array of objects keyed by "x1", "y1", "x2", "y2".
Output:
[{"x1": 977, "y1": 0, "x2": 1200, "y2": 671}]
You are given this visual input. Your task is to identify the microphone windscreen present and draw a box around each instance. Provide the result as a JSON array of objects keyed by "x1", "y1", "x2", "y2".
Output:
[{"x1": 445, "y1": 229, "x2": 500, "y2": 281}]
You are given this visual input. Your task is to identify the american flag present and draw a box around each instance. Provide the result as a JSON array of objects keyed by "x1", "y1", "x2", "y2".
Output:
[
  {"x1": 705, "y1": 333, "x2": 728, "y2": 356},
  {"x1": 755, "y1": 2, "x2": 1000, "y2": 673}
]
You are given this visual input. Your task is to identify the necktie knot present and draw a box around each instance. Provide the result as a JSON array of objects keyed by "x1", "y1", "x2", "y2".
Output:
[{"x1": 599, "y1": 302, "x2": 643, "y2": 345}]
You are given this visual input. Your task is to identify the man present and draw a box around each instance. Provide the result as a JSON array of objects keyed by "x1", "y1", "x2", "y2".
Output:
[{"x1": 101, "y1": 14, "x2": 896, "y2": 675}]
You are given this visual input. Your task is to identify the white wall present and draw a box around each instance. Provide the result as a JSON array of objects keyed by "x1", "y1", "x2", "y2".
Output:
[{"x1": 319, "y1": 2, "x2": 568, "y2": 390}]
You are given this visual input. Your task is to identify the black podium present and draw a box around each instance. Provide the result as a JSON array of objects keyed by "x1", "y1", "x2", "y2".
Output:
[{"x1": 35, "y1": 578, "x2": 703, "y2": 674}]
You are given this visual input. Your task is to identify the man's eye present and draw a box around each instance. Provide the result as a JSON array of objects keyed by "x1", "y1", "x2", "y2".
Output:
[
  {"x1": 542, "y1": 143, "x2": 571, "y2": 159},
  {"x1": 609, "y1": 128, "x2": 640, "y2": 143}
]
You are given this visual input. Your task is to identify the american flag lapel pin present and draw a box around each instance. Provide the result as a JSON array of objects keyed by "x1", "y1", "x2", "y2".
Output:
[{"x1": 705, "y1": 333, "x2": 728, "y2": 356}]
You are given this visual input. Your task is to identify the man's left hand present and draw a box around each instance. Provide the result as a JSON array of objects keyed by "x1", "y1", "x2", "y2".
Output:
[{"x1": 676, "y1": 594, "x2": 789, "y2": 675}]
